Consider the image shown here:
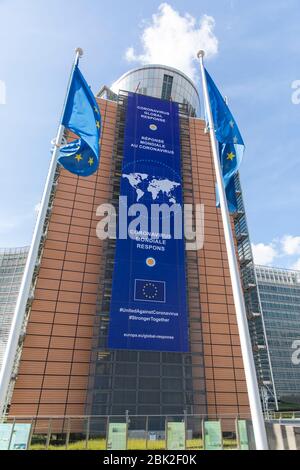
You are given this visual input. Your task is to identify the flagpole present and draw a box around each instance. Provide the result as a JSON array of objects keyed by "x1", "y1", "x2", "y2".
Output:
[
  {"x1": 0, "y1": 47, "x2": 84, "y2": 418},
  {"x1": 197, "y1": 50, "x2": 268, "y2": 450}
]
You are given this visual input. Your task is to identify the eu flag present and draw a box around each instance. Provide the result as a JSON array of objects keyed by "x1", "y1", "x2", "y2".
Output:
[
  {"x1": 205, "y1": 69, "x2": 244, "y2": 212},
  {"x1": 134, "y1": 280, "x2": 166, "y2": 303},
  {"x1": 58, "y1": 65, "x2": 101, "y2": 177}
]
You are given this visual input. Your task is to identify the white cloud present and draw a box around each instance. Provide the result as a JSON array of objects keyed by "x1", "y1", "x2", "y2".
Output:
[
  {"x1": 251, "y1": 242, "x2": 278, "y2": 266},
  {"x1": 252, "y1": 235, "x2": 300, "y2": 270},
  {"x1": 125, "y1": 3, "x2": 218, "y2": 82},
  {"x1": 281, "y1": 235, "x2": 300, "y2": 256}
]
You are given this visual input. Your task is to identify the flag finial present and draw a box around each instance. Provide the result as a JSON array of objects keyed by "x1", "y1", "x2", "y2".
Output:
[
  {"x1": 75, "y1": 47, "x2": 84, "y2": 58},
  {"x1": 197, "y1": 50, "x2": 205, "y2": 59}
]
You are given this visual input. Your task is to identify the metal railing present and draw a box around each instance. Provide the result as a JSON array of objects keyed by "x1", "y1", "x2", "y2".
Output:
[{"x1": 4, "y1": 413, "x2": 252, "y2": 450}]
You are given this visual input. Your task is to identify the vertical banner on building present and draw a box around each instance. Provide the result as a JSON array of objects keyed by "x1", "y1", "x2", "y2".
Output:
[{"x1": 108, "y1": 92, "x2": 188, "y2": 352}]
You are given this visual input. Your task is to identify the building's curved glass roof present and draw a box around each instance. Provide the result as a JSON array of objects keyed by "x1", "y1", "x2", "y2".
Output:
[{"x1": 111, "y1": 64, "x2": 200, "y2": 116}]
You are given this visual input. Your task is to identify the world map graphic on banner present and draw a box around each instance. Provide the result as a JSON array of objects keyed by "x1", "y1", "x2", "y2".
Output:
[{"x1": 122, "y1": 172, "x2": 180, "y2": 203}]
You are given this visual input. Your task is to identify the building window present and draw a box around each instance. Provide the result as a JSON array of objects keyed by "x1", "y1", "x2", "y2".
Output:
[{"x1": 161, "y1": 74, "x2": 173, "y2": 100}]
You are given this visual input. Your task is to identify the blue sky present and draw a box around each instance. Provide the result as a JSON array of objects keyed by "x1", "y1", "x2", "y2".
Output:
[{"x1": 0, "y1": 0, "x2": 299, "y2": 268}]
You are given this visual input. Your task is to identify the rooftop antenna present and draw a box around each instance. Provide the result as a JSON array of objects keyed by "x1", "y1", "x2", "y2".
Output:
[{"x1": 135, "y1": 81, "x2": 141, "y2": 93}]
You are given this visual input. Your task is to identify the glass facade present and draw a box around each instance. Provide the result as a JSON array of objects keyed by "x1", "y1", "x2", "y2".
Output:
[
  {"x1": 256, "y1": 265, "x2": 300, "y2": 409},
  {"x1": 233, "y1": 175, "x2": 276, "y2": 413},
  {"x1": 161, "y1": 74, "x2": 173, "y2": 100},
  {"x1": 90, "y1": 350, "x2": 204, "y2": 416},
  {"x1": 0, "y1": 247, "x2": 28, "y2": 373},
  {"x1": 110, "y1": 65, "x2": 200, "y2": 117}
]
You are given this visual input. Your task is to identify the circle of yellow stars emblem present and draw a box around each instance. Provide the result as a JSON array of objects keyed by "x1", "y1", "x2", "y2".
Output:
[{"x1": 142, "y1": 282, "x2": 158, "y2": 300}]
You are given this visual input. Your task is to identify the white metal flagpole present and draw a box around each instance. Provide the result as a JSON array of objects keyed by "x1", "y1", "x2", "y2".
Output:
[
  {"x1": 0, "y1": 47, "x2": 84, "y2": 418},
  {"x1": 197, "y1": 50, "x2": 269, "y2": 450}
]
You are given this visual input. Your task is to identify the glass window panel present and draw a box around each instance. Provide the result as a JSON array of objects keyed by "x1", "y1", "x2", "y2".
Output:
[
  {"x1": 94, "y1": 376, "x2": 111, "y2": 389},
  {"x1": 113, "y1": 390, "x2": 136, "y2": 404},
  {"x1": 111, "y1": 405, "x2": 136, "y2": 415},
  {"x1": 115, "y1": 363, "x2": 137, "y2": 376},
  {"x1": 138, "y1": 391, "x2": 160, "y2": 404},
  {"x1": 162, "y1": 365, "x2": 182, "y2": 377},
  {"x1": 139, "y1": 364, "x2": 160, "y2": 376},
  {"x1": 162, "y1": 392, "x2": 184, "y2": 404},
  {"x1": 116, "y1": 351, "x2": 138, "y2": 362},
  {"x1": 162, "y1": 352, "x2": 182, "y2": 364},
  {"x1": 139, "y1": 377, "x2": 160, "y2": 390},
  {"x1": 114, "y1": 376, "x2": 137, "y2": 389},
  {"x1": 162, "y1": 378, "x2": 183, "y2": 390},
  {"x1": 94, "y1": 391, "x2": 109, "y2": 404},
  {"x1": 139, "y1": 351, "x2": 160, "y2": 363}
]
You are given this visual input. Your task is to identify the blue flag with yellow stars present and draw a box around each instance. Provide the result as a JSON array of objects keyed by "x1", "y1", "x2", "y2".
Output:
[
  {"x1": 58, "y1": 65, "x2": 101, "y2": 177},
  {"x1": 216, "y1": 174, "x2": 238, "y2": 214},
  {"x1": 205, "y1": 68, "x2": 244, "y2": 212}
]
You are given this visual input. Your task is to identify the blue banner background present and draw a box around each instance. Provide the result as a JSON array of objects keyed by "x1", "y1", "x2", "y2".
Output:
[{"x1": 108, "y1": 92, "x2": 189, "y2": 352}]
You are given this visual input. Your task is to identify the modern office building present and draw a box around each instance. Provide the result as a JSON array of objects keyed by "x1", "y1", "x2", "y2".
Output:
[
  {"x1": 5, "y1": 64, "x2": 254, "y2": 422},
  {"x1": 0, "y1": 247, "x2": 29, "y2": 373},
  {"x1": 255, "y1": 265, "x2": 300, "y2": 410}
]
